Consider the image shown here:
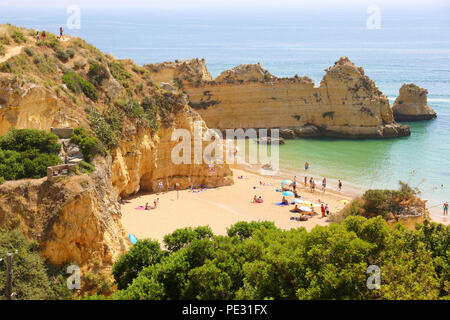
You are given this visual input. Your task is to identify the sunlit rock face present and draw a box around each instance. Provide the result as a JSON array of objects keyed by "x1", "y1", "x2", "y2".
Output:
[
  {"x1": 150, "y1": 57, "x2": 410, "y2": 139},
  {"x1": 393, "y1": 83, "x2": 437, "y2": 121}
]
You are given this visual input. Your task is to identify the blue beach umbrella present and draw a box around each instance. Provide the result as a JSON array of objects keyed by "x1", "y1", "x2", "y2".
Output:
[
  {"x1": 282, "y1": 191, "x2": 294, "y2": 197},
  {"x1": 128, "y1": 234, "x2": 138, "y2": 244}
]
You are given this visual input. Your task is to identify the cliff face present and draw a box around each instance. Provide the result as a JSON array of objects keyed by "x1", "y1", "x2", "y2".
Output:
[
  {"x1": 0, "y1": 26, "x2": 233, "y2": 270},
  {"x1": 111, "y1": 110, "x2": 233, "y2": 198},
  {"x1": 0, "y1": 74, "x2": 82, "y2": 134},
  {"x1": 150, "y1": 57, "x2": 410, "y2": 139},
  {"x1": 0, "y1": 157, "x2": 128, "y2": 266},
  {"x1": 146, "y1": 58, "x2": 212, "y2": 87},
  {"x1": 392, "y1": 83, "x2": 437, "y2": 121}
]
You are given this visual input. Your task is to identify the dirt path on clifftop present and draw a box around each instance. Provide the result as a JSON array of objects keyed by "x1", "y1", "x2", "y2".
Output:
[{"x1": 0, "y1": 45, "x2": 23, "y2": 63}]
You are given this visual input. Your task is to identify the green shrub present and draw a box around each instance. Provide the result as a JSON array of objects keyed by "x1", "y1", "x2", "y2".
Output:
[
  {"x1": 11, "y1": 29, "x2": 26, "y2": 44},
  {"x1": 87, "y1": 60, "x2": 110, "y2": 86},
  {"x1": 62, "y1": 71, "x2": 98, "y2": 101},
  {"x1": 108, "y1": 60, "x2": 131, "y2": 87},
  {"x1": 113, "y1": 217, "x2": 448, "y2": 300},
  {"x1": 0, "y1": 128, "x2": 60, "y2": 153},
  {"x1": 112, "y1": 239, "x2": 164, "y2": 290},
  {"x1": 163, "y1": 226, "x2": 214, "y2": 252},
  {"x1": 33, "y1": 54, "x2": 57, "y2": 74},
  {"x1": 0, "y1": 43, "x2": 6, "y2": 56},
  {"x1": 0, "y1": 229, "x2": 73, "y2": 300},
  {"x1": 55, "y1": 49, "x2": 69, "y2": 62},
  {"x1": 86, "y1": 106, "x2": 122, "y2": 151},
  {"x1": 73, "y1": 60, "x2": 86, "y2": 70},
  {"x1": 0, "y1": 129, "x2": 61, "y2": 180},
  {"x1": 70, "y1": 127, "x2": 104, "y2": 162},
  {"x1": 24, "y1": 47, "x2": 34, "y2": 56},
  {"x1": 55, "y1": 49, "x2": 75, "y2": 62},
  {"x1": 77, "y1": 160, "x2": 95, "y2": 174},
  {"x1": 122, "y1": 99, "x2": 144, "y2": 119},
  {"x1": 0, "y1": 55, "x2": 28, "y2": 74}
]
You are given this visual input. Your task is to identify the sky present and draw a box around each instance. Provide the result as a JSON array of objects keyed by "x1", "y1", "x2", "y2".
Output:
[{"x1": 2, "y1": 0, "x2": 449, "y2": 9}]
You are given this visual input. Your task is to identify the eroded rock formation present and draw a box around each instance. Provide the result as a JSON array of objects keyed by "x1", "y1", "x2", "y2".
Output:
[
  {"x1": 150, "y1": 57, "x2": 410, "y2": 139},
  {"x1": 392, "y1": 83, "x2": 437, "y2": 121}
]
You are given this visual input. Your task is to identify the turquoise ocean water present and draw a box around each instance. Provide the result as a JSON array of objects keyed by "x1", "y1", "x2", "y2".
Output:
[{"x1": 1, "y1": 4, "x2": 449, "y2": 216}]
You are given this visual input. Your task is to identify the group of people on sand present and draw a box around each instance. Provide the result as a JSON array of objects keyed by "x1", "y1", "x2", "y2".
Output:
[
  {"x1": 35, "y1": 27, "x2": 64, "y2": 42},
  {"x1": 253, "y1": 195, "x2": 264, "y2": 203},
  {"x1": 144, "y1": 198, "x2": 159, "y2": 210}
]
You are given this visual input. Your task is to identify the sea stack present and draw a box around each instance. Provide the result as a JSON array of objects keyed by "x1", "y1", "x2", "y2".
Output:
[{"x1": 392, "y1": 83, "x2": 437, "y2": 121}]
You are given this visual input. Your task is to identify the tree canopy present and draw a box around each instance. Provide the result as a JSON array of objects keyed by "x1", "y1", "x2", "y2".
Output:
[{"x1": 112, "y1": 218, "x2": 449, "y2": 300}]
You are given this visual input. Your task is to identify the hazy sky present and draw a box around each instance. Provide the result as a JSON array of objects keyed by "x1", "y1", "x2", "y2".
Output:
[{"x1": 2, "y1": 0, "x2": 449, "y2": 9}]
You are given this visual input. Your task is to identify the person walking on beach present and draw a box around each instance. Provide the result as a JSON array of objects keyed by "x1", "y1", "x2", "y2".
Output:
[
  {"x1": 444, "y1": 201, "x2": 449, "y2": 215},
  {"x1": 305, "y1": 162, "x2": 309, "y2": 170},
  {"x1": 304, "y1": 176, "x2": 307, "y2": 187},
  {"x1": 322, "y1": 178, "x2": 327, "y2": 192},
  {"x1": 325, "y1": 204, "x2": 330, "y2": 216},
  {"x1": 338, "y1": 180, "x2": 342, "y2": 192}
]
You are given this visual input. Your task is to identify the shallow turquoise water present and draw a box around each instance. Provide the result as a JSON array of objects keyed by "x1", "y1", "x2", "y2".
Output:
[{"x1": 1, "y1": 4, "x2": 449, "y2": 211}]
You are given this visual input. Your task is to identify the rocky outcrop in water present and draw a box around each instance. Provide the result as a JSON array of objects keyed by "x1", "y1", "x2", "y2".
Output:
[
  {"x1": 392, "y1": 83, "x2": 437, "y2": 121},
  {"x1": 150, "y1": 57, "x2": 410, "y2": 139}
]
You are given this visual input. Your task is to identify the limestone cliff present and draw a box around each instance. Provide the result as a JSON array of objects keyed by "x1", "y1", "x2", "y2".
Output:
[
  {"x1": 0, "y1": 156, "x2": 128, "y2": 266},
  {"x1": 0, "y1": 25, "x2": 233, "y2": 272},
  {"x1": 146, "y1": 58, "x2": 212, "y2": 88},
  {"x1": 150, "y1": 57, "x2": 410, "y2": 139},
  {"x1": 392, "y1": 83, "x2": 437, "y2": 121}
]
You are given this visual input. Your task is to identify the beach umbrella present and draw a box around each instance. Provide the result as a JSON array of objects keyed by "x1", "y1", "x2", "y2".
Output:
[
  {"x1": 128, "y1": 234, "x2": 138, "y2": 244},
  {"x1": 282, "y1": 191, "x2": 294, "y2": 196},
  {"x1": 299, "y1": 206, "x2": 312, "y2": 212},
  {"x1": 281, "y1": 180, "x2": 292, "y2": 186}
]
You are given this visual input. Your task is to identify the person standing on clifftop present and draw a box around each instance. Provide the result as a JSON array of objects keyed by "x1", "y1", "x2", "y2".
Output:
[
  {"x1": 59, "y1": 27, "x2": 64, "y2": 39},
  {"x1": 444, "y1": 202, "x2": 449, "y2": 215}
]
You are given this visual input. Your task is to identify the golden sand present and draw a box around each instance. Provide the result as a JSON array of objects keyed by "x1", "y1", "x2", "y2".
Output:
[{"x1": 120, "y1": 168, "x2": 353, "y2": 243}]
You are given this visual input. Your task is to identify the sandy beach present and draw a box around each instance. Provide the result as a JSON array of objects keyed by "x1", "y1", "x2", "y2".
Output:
[{"x1": 120, "y1": 168, "x2": 354, "y2": 243}]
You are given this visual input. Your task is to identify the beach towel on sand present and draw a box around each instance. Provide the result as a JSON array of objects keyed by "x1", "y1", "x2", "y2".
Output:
[
  {"x1": 274, "y1": 202, "x2": 290, "y2": 206},
  {"x1": 135, "y1": 206, "x2": 156, "y2": 210}
]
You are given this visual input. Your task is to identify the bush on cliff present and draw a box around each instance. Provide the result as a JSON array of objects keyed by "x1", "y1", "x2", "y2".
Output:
[
  {"x1": 0, "y1": 129, "x2": 61, "y2": 180},
  {"x1": 70, "y1": 127, "x2": 104, "y2": 162},
  {"x1": 86, "y1": 106, "x2": 122, "y2": 151},
  {"x1": 112, "y1": 217, "x2": 448, "y2": 300},
  {"x1": 87, "y1": 60, "x2": 110, "y2": 87},
  {"x1": 62, "y1": 71, "x2": 98, "y2": 101},
  {"x1": 332, "y1": 181, "x2": 424, "y2": 222},
  {"x1": 0, "y1": 229, "x2": 73, "y2": 300}
]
